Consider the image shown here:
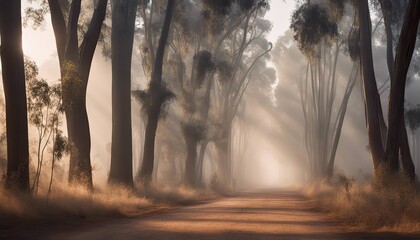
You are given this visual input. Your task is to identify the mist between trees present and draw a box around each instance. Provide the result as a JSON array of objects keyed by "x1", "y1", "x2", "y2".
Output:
[{"x1": 0, "y1": 0, "x2": 420, "y2": 230}]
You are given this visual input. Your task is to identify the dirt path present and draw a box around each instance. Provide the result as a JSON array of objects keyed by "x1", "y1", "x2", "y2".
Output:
[{"x1": 1, "y1": 190, "x2": 419, "y2": 239}]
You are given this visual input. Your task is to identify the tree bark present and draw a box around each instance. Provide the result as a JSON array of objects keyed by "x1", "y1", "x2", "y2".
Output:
[
  {"x1": 47, "y1": 0, "x2": 67, "y2": 66},
  {"x1": 184, "y1": 133, "x2": 198, "y2": 186},
  {"x1": 48, "y1": 0, "x2": 108, "y2": 189},
  {"x1": 358, "y1": 0, "x2": 386, "y2": 171},
  {"x1": 215, "y1": 133, "x2": 229, "y2": 185},
  {"x1": 196, "y1": 140, "x2": 208, "y2": 186},
  {"x1": 108, "y1": 0, "x2": 138, "y2": 186},
  {"x1": 400, "y1": 121, "x2": 416, "y2": 181},
  {"x1": 378, "y1": 0, "x2": 416, "y2": 181},
  {"x1": 66, "y1": 99, "x2": 93, "y2": 187},
  {"x1": 385, "y1": 0, "x2": 420, "y2": 173},
  {"x1": 327, "y1": 64, "x2": 358, "y2": 178},
  {"x1": 139, "y1": 0, "x2": 175, "y2": 185},
  {"x1": 0, "y1": 0, "x2": 30, "y2": 191},
  {"x1": 378, "y1": 0, "x2": 394, "y2": 78}
]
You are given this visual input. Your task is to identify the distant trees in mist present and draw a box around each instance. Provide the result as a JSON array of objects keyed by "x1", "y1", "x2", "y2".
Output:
[
  {"x1": 289, "y1": 0, "x2": 420, "y2": 184},
  {"x1": 291, "y1": 0, "x2": 358, "y2": 179}
]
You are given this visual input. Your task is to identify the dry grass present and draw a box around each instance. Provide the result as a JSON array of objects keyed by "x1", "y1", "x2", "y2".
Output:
[
  {"x1": 303, "y1": 175, "x2": 420, "y2": 233},
  {"x1": 136, "y1": 184, "x2": 218, "y2": 205},
  {"x1": 0, "y1": 179, "x2": 217, "y2": 226}
]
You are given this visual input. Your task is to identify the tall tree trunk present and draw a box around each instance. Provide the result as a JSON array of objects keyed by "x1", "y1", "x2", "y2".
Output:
[
  {"x1": 66, "y1": 98, "x2": 93, "y2": 188},
  {"x1": 139, "y1": 106, "x2": 160, "y2": 184},
  {"x1": 184, "y1": 132, "x2": 198, "y2": 186},
  {"x1": 64, "y1": 0, "x2": 84, "y2": 186},
  {"x1": 108, "y1": 0, "x2": 138, "y2": 186},
  {"x1": 139, "y1": 0, "x2": 175, "y2": 185},
  {"x1": 358, "y1": 0, "x2": 386, "y2": 172},
  {"x1": 215, "y1": 133, "x2": 229, "y2": 185},
  {"x1": 0, "y1": 0, "x2": 30, "y2": 191},
  {"x1": 385, "y1": 0, "x2": 420, "y2": 173},
  {"x1": 196, "y1": 76, "x2": 213, "y2": 186},
  {"x1": 48, "y1": 0, "x2": 108, "y2": 189},
  {"x1": 400, "y1": 121, "x2": 416, "y2": 180},
  {"x1": 379, "y1": 0, "x2": 416, "y2": 180},
  {"x1": 196, "y1": 140, "x2": 208, "y2": 186},
  {"x1": 327, "y1": 64, "x2": 359, "y2": 177},
  {"x1": 378, "y1": 0, "x2": 394, "y2": 79}
]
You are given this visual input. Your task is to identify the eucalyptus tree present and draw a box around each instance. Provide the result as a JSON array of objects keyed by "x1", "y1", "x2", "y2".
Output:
[
  {"x1": 357, "y1": 0, "x2": 420, "y2": 182},
  {"x1": 372, "y1": 0, "x2": 416, "y2": 180},
  {"x1": 108, "y1": 0, "x2": 138, "y2": 186},
  {"x1": 0, "y1": 0, "x2": 30, "y2": 191},
  {"x1": 210, "y1": 0, "x2": 272, "y2": 185},
  {"x1": 25, "y1": 59, "x2": 64, "y2": 193},
  {"x1": 191, "y1": 0, "x2": 271, "y2": 186},
  {"x1": 290, "y1": 0, "x2": 359, "y2": 179},
  {"x1": 165, "y1": 0, "x2": 245, "y2": 187},
  {"x1": 137, "y1": 0, "x2": 175, "y2": 185},
  {"x1": 134, "y1": 0, "x2": 271, "y2": 187},
  {"x1": 46, "y1": 0, "x2": 108, "y2": 189}
]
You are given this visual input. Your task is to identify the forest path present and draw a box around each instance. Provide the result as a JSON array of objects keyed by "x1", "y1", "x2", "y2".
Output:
[{"x1": 2, "y1": 189, "x2": 418, "y2": 239}]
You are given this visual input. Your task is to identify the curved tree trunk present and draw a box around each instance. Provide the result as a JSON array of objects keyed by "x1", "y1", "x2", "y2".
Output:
[
  {"x1": 66, "y1": 98, "x2": 92, "y2": 188},
  {"x1": 358, "y1": 0, "x2": 386, "y2": 172},
  {"x1": 0, "y1": 0, "x2": 30, "y2": 191},
  {"x1": 108, "y1": 0, "x2": 138, "y2": 186},
  {"x1": 358, "y1": 0, "x2": 420, "y2": 182},
  {"x1": 48, "y1": 0, "x2": 108, "y2": 189},
  {"x1": 139, "y1": 0, "x2": 175, "y2": 185},
  {"x1": 215, "y1": 135, "x2": 229, "y2": 185},
  {"x1": 385, "y1": 0, "x2": 420, "y2": 174},
  {"x1": 140, "y1": 105, "x2": 161, "y2": 184},
  {"x1": 196, "y1": 141, "x2": 208, "y2": 187},
  {"x1": 327, "y1": 64, "x2": 359, "y2": 178},
  {"x1": 379, "y1": 0, "x2": 418, "y2": 181},
  {"x1": 184, "y1": 133, "x2": 198, "y2": 187},
  {"x1": 400, "y1": 121, "x2": 416, "y2": 181}
]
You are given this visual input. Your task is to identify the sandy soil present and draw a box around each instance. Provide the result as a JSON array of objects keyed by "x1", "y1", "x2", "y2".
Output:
[{"x1": 1, "y1": 189, "x2": 419, "y2": 239}]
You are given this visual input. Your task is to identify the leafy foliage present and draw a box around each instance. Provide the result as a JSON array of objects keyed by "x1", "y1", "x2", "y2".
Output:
[
  {"x1": 181, "y1": 122, "x2": 206, "y2": 143},
  {"x1": 215, "y1": 61, "x2": 233, "y2": 84},
  {"x1": 62, "y1": 61, "x2": 84, "y2": 107},
  {"x1": 202, "y1": 0, "x2": 234, "y2": 16},
  {"x1": 157, "y1": 84, "x2": 177, "y2": 119},
  {"x1": 23, "y1": 0, "x2": 49, "y2": 29},
  {"x1": 132, "y1": 89, "x2": 150, "y2": 114},
  {"x1": 25, "y1": 58, "x2": 66, "y2": 193},
  {"x1": 237, "y1": 0, "x2": 269, "y2": 12},
  {"x1": 194, "y1": 50, "x2": 214, "y2": 87},
  {"x1": 347, "y1": 26, "x2": 360, "y2": 61},
  {"x1": 327, "y1": 0, "x2": 346, "y2": 22},
  {"x1": 53, "y1": 129, "x2": 68, "y2": 161},
  {"x1": 290, "y1": 2, "x2": 338, "y2": 58},
  {"x1": 132, "y1": 84, "x2": 176, "y2": 119}
]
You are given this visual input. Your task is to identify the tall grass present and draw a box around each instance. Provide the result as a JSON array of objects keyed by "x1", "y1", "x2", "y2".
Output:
[
  {"x1": 304, "y1": 174, "x2": 420, "y2": 232},
  {"x1": 0, "y1": 177, "x2": 216, "y2": 226}
]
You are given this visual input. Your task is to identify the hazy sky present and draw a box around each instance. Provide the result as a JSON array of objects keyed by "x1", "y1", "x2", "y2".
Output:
[{"x1": 265, "y1": 0, "x2": 296, "y2": 43}]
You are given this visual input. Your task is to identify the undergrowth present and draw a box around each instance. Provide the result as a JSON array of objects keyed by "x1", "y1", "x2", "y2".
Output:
[
  {"x1": 0, "y1": 180, "x2": 216, "y2": 226},
  {"x1": 304, "y1": 173, "x2": 420, "y2": 232}
]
